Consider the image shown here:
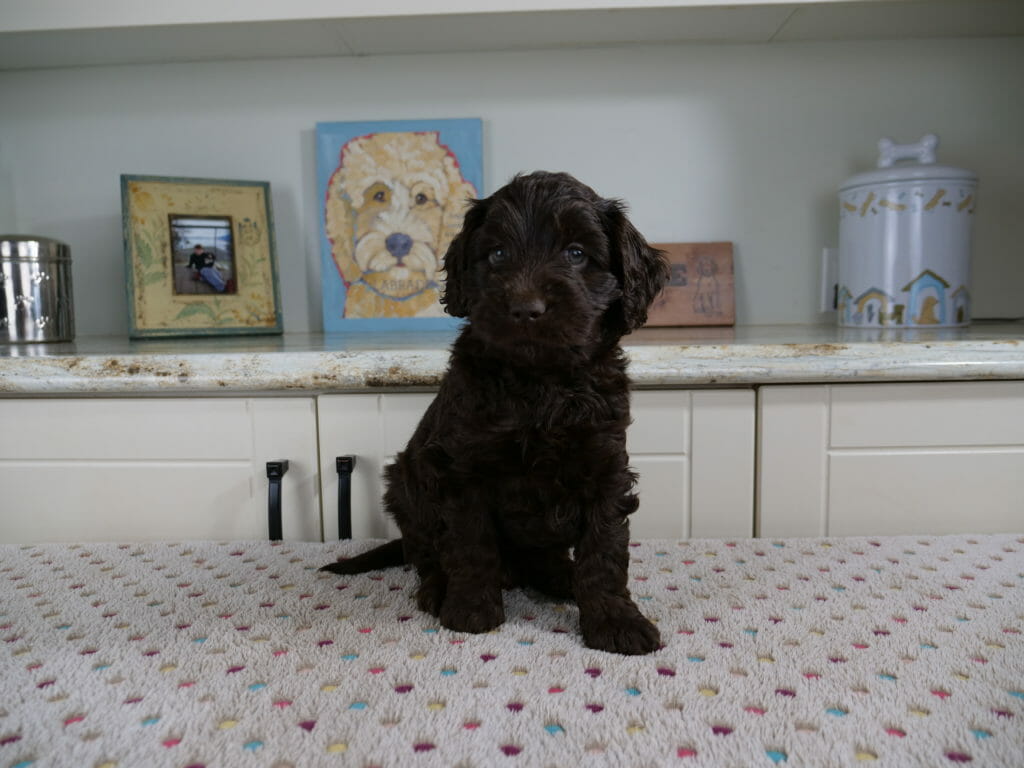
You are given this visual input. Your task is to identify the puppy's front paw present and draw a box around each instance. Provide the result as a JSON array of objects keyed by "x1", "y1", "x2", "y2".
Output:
[
  {"x1": 440, "y1": 594, "x2": 505, "y2": 634},
  {"x1": 415, "y1": 574, "x2": 446, "y2": 617},
  {"x1": 581, "y1": 609, "x2": 660, "y2": 656}
]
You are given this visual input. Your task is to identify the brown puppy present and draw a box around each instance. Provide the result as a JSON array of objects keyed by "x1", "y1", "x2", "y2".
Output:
[{"x1": 322, "y1": 171, "x2": 669, "y2": 655}]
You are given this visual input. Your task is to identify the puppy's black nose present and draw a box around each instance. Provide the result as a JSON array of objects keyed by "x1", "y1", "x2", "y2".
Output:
[
  {"x1": 386, "y1": 232, "x2": 413, "y2": 259},
  {"x1": 510, "y1": 298, "x2": 547, "y2": 322}
]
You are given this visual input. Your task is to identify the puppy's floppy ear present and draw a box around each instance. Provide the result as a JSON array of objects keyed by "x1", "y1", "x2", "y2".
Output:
[
  {"x1": 440, "y1": 196, "x2": 490, "y2": 318},
  {"x1": 601, "y1": 199, "x2": 669, "y2": 333}
]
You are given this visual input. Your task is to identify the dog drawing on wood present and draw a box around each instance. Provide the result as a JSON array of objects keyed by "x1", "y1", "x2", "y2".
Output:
[
  {"x1": 322, "y1": 171, "x2": 669, "y2": 655},
  {"x1": 324, "y1": 131, "x2": 477, "y2": 318}
]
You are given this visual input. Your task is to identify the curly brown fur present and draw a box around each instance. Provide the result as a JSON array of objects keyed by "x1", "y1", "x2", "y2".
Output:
[{"x1": 322, "y1": 171, "x2": 669, "y2": 655}]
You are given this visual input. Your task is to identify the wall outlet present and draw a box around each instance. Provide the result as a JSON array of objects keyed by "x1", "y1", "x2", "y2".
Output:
[{"x1": 820, "y1": 247, "x2": 838, "y2": 312}]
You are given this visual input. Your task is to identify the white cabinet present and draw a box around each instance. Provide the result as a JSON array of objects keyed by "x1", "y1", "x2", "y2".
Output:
[
  {"x1": 757, "y1": 382, "x2": 1024, "y2": 537},
  {"x1": 318, "y1": 393, "x2": 430, "y2": 540},
  {"x1": 13, "y1": 379, "x2": 1018, "y2": 543},
  {"x1": 0, "y1": 398, "x2": 321, "y2": 543},
  {"x1": 0, "y1": 388, "x2": 753, "y2": 544},
  {"x1": 318, "y1": 389, "x2": 755, "y2": 541},
  {"x1": 629, "y1": 389, "x2": 755, "y2": 539}
]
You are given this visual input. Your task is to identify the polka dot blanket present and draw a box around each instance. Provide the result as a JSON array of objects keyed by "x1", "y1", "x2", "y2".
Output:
[{"x1": 1, "y1": 535, "x2": 1022, "y2": 768}]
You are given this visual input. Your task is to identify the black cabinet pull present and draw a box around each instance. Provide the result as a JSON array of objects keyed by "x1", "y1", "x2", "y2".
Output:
[
  {"x1": 266, "y1": 460, "x2": 290, "y2": 541},
  {"x1": 336, "y1": 456, "x2": 356, "y2": 540}
]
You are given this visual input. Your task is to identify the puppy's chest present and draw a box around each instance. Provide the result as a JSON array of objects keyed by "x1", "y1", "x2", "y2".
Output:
[
  {"x1": 457, "y1": 390, "x2": 628, "y2": 503},
  {"x1": 445, "y1": 390, "x2": 628, "y2": 542},
  {"x1": 482, "y1": 389, "x2": 622, "y2": 456}
]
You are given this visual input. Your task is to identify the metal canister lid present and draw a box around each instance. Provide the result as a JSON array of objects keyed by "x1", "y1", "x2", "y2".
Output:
[{"x1": 0, "y1": 236, "x2": 71, "y2": 261}]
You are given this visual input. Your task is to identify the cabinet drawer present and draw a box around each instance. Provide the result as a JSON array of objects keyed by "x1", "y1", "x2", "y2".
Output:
[
  {"x1": 0, "y1": 399, "x2": 253, "y2": 459},
  {"x1": 628, "y1": 390, "x2": 690, "y2": 454},
  {"x1": 831, "y1": 382, "x2": 1024, "y2": 448},
  {"x1": 632, "y1": 455, "x2": 688, "y2": 538},
  {"x1": 381, "y1": 393, "x2": 436, "y2": 454},
  {"x1": 0, "y1": 463, "x2": 257, "y2": 542},
  {"x1": 828, "y1": 451, "x2": 1024, "y2": 535},
  {"x1": 0, "y1": 398, "x2": 320, "y2": 543}
]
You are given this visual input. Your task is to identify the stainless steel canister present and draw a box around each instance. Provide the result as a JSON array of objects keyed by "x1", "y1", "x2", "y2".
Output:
[{"x1": 0, "y1": 236, "x2": 75, "y2": 343}]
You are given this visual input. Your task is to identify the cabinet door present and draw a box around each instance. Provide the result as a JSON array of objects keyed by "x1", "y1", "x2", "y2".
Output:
[
  {"x1": 318, "y1": 393, "x2": 432, "y2": 540},
  {"x1": 758, "y1": 382, "x2": 1024, "y2": 537},
  {"x1": 318, "y1": 389, "x2": 755, "y2": 541},
  {"x1": 630, "y1": 389, "x2": 755, "y2": 539},
  {"x1": 0, "y1": 398, "x2": 320, "y2": 543}
]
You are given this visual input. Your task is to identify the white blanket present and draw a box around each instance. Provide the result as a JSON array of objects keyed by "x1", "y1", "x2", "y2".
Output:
[{"x1": 2, "y1": 535, "x2": 1022, "y2": 767}]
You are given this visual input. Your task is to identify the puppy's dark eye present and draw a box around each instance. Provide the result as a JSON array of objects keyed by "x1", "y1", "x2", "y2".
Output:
[
  {"x1": 487, "y1": 248, "x2": 506, "y2": 267},
  {"x1": 373, "y1": 190, "x2": 387, "y2": 203},
  {"x1": 415, "y1": 193, "x2": 429, "y2": 205},
  {"x1": 564, "y1": 245, "x2": 587, "y2": 266}
]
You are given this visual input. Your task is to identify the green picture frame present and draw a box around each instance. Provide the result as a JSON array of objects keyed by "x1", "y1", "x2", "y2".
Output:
[{"x1": 121, "y1": 174, "x2": 283, "y2": 338}]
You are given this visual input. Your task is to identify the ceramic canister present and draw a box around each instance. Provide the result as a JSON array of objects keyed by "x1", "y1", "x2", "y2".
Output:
[{"x1": 837, "y1": 134, "x2": 977, "y2": 328}]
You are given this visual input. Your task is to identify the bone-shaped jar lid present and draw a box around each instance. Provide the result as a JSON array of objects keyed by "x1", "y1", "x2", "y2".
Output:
[{"x1": 839, "y1": 133, "x2": 976, "y2": 192}]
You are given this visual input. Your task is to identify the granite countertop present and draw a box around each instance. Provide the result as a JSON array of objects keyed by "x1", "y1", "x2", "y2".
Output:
[{"x1": 0, "y1": 322, "x2": 1022, "y2": 395}]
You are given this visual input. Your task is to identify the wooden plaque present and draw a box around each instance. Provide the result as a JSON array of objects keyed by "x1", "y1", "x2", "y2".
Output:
[{"x1": 644, "y1": 242, "x2": 735, "y2": 327}]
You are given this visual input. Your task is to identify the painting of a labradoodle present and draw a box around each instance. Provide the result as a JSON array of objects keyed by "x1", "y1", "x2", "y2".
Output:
[{"x1": 318, "y1": 120, "x2": 482, "y2": 325}]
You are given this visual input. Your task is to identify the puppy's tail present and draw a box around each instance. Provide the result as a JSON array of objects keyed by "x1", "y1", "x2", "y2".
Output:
[{"x1": 319, "y1": 539, "x2": 405, "y2": 575}]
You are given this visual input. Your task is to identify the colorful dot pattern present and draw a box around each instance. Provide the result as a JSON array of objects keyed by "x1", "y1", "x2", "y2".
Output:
[{"x1": 0, "y1": 534, "x2": 1021, "y2": 766}]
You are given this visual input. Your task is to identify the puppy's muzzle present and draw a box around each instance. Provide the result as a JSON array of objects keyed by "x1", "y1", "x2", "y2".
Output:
[{"x1": 509, "y1": 297, "x2": 547, "y2": 323}]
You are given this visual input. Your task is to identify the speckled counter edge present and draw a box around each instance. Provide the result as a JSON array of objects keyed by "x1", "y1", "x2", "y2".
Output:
[{"x1": 1, "y1": 339, "x2": 1022, "y2": 395}]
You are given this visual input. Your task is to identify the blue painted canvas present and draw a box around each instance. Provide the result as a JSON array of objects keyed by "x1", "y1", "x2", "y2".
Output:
[{"x1": 316, "y1": 118, "x2": 483, "y2": 332}]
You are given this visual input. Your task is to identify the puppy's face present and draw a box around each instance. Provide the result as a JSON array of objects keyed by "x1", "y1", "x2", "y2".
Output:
[
  {"x1": 443, "y1": 172, "x2": 668, "y2": 353},
  {"x1": 468, "y1": 187, "x2": 620, "y2": 351}
]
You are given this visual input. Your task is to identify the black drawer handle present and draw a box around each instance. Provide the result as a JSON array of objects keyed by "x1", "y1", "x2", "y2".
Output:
[
  {"x1": 266, "y1": 460, "x2": 289, "y2": 541},
  {"x1": 336, "y1": 456, "x2": 356, "y2": 540}
]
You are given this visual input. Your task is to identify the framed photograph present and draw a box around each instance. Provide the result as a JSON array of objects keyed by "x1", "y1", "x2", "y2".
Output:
[
  {"x1": 645, "y1": 242, "x2": 736, "y2": 327},
  {"x1": 316, "y1": 118, "x2": 483, "y2": 332},
  {"x1": 121, "y1": 175, "x2": 283, "y2": 338}
]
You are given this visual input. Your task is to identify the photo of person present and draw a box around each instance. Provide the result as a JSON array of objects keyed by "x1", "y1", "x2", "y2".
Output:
[{"x1": 169, "y1": 215, "x2": 238, "y2": 295}]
